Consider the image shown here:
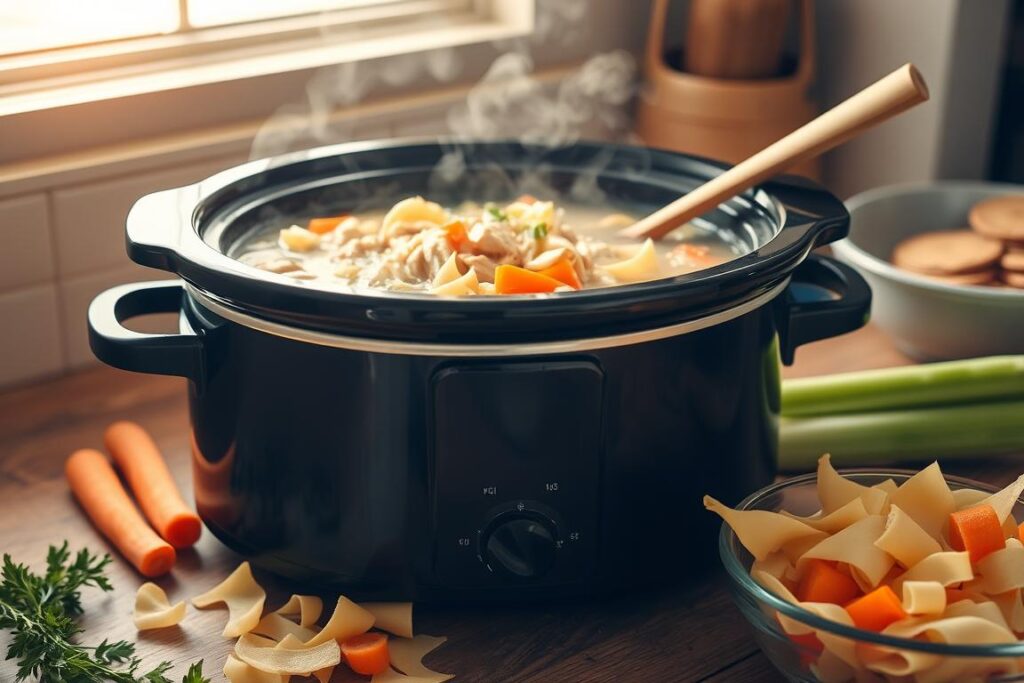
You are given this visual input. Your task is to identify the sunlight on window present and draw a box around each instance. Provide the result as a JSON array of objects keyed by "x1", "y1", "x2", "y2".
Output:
[
  {"x1": 0, "y1": 0, "x2": 179, "y2": 55},
  {"x1": 187, "y1": 0, "x2": 373, "y2": 28}
]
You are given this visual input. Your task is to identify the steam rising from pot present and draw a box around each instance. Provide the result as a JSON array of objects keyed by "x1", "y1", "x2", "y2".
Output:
[
  {"x1": 248, "y1": 0, "x2": 641, "y2": 204},
  {"x1": 445, "y1": 50, "x2": 635, "y2": 147}
]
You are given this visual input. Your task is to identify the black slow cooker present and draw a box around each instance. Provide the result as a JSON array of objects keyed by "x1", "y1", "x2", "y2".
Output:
[{"x1": 88, "y1": 140, "x2": 869, "y2": 601}]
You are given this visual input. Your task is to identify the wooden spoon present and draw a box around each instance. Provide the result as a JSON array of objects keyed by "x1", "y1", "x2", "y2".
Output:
[{"x1": 620, "y1": 63, "x2": 929, "y2": 241}]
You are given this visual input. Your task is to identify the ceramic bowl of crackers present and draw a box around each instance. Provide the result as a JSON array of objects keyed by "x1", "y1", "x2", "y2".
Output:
[{"x1": 833, "y1": 181, "x2": 1024, "y2": 361}]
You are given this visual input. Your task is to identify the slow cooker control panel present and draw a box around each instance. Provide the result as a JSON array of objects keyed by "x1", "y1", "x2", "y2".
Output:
[{"x1": 431, "y1": 361, "x2": 602, "y2": 588}]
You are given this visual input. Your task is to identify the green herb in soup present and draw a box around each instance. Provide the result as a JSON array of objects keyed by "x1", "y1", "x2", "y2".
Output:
[{"x1": 236, "y1": 195, "x2": 737, "y2": 295}]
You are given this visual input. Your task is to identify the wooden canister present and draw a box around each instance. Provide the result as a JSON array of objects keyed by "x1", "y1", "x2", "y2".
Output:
[
  {"x1": 635, "y1": 0, "x2": 820, "y2": 179},
  {"x1": 685, "y1": 0, "x2": 793, "y2": 79}
]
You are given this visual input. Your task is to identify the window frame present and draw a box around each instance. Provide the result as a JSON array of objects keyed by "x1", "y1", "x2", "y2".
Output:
[{"x1": 0, "y1": 0, "x2": 534, "y2": 117}]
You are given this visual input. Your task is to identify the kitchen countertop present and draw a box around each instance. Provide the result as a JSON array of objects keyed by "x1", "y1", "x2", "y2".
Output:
[{"x1": 1, "y1": 324, "x2": 1020, "y2": 683}]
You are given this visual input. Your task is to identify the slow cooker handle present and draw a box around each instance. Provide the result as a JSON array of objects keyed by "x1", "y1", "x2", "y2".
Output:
[
  {"x1": 88, "y1": 280, "x2": 204, "y2": 384},
  {"x1": 778, "y1": 254, "x2": 872, "y2": 365}
]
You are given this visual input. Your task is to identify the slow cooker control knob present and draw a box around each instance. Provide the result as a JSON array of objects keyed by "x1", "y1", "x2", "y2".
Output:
[{"x1": 482, "y1": 515, "x2": 557, "y2": 580}]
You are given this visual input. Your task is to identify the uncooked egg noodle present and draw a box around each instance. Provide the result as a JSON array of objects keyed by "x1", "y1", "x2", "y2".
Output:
[
  {"x1": 952, "y1": 488, "x2": 990, "y2": 510},
  {"x1": 989, "y1": 587, "x2": 1024, "y2": 633},
  {"x1": 706, "y1": 455, "x2": 1024, "y2": 681},
  {"x1": 133, "y1": 582, "x2": 186, "y2": 631},
  {"x1": 380, "y1": 635, "x2": 453, "y2": 683},
  {"x1": 252, "y1": 612, "x2": 317, "y2": 643},
  {"x1": 780, "y1": 498, "x2": 869, "y2": 534},
  {"x1": 816, "y1": 454, "x2": 889, "y2": 516},
  {"x1": 900, "y1": 581, "x2": 946, "y2": 616},
  {"x1": 890, "y1": 552, "x2": 974, "y2": 595},
  {"x1": 701, "y1": 497, "x2": 826, "y2": 562},
  {"x1": 972, "y1": 539, "x2": 1024, "y2": 594},
  {"x1": 362, "y1": 602, "x2": 415, "y2": 639},
  {"x1": 191, "y1": 561, "x2": 266, "y2": 638},
  {"x1": 234, "y1": 632, "x2": 340, "y2": 676},
  {"x1": 274, "y1": 634, "x2": 334, "y2": 683},
  {"x1": 750, "y1": 551, "x2": 797, "y2": 582},
  {"x1": 875, "y1": 505, "x2": 942, "y2": 569},
  {"x1": 303, "y1": 595, "x2": 375, "y2": 647},
  {"x1": 980, "y1": 474, "x2": 1024, "y2": 524},
  {"x1": 873, "y1": 479, "x2": 899, "y2": 496},
  {"x1": 274, "y1": 594, "x2": 323, "y2": 628},
  {"x1": 223, "y1": 654, "x2": 287, "y2": 683},
  {"x1": 876, "y1": 609, "x2": 1017, "y2": 679},
  {"x1": 193, "y1": 560, "x2": 448, "y2": 682},
  {"x1": 799, "y1": 515, "x2": 894, "y2": 590},
  {"x1": 889, "y1": 462, "x2": 955, "y2": 540}
]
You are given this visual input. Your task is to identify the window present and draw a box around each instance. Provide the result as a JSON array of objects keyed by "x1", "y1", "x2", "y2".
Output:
[
  {"x1": 0, "y1": 1, "x2": 460, "y2": 56},
  {"x1": 0, "y1": 1, "x2": 179, "y2": 55},
  {"x1": 188, "y1": 0, "x2": 411, "y2": 29},
  {"x1": 0, "y1": 0, "x2": 533, "y2": 116}
]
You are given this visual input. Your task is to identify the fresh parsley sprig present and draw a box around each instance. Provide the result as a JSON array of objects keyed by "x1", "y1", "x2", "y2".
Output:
[{"x1": 0, "y1": 542, "x2": 208, "y2": 683}]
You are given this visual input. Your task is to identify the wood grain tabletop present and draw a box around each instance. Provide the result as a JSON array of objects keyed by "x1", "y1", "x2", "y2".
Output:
[{"x1": 1, "y1": 324, "x2": 1020, "y2": 683}]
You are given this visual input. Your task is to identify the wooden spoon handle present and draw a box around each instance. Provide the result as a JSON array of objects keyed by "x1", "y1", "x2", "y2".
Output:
[{"x1": 621, "y1": 63, "x2": 929, "y2": 240}]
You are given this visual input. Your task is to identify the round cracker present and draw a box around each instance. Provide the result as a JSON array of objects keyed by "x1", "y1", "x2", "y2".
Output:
[
  {"x1": 1001, "y1": 270, "x2": 1024, "y2": 289},
  {"x1": 892, "y1": 230, "x2": 1004, "y2": 275},
  {"x1": 969, "y1": 195, "x2": 1024, "y2": 241},
  {"x1": 1001, "y1": 250, "x2": 1024, "y2": 272},
  {"x1": 919, "y1": 269, "x2": 998, "y2": 286}
]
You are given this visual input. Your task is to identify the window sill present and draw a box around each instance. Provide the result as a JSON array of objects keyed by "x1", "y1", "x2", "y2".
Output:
[
  {"x1": 0, "y1": 0, "x2": 533, "y2": 117},
  {"x1": 0, "y1": 63, "x2": 576, "y2": 198}
]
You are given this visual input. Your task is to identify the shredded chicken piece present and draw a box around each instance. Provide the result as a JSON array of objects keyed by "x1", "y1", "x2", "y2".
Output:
[
  {"x1": 468, "y1": 222, "x2": 520, "y2": 258},
  {"x1": 382, "y1": 231, "x2": 453, "y2": 283},
  {"x1": 385, "y1": 220, "x2": 437, "y2": 241},
  {"x1": 461, "y1": 254, "x2": 507, "y2": 283},
  {"x1": 321, "y1": 216, "x2": 363, "y2": 245}
]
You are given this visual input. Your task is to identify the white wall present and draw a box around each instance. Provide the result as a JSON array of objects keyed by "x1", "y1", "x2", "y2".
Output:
[{"x1": 815, "y1": 0, "x2": 1011, "y2": 198}]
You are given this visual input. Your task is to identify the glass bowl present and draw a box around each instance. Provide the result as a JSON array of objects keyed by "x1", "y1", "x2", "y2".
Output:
[{"x1": 719, "y1": 469, "x2": 1024, "y2": 683}]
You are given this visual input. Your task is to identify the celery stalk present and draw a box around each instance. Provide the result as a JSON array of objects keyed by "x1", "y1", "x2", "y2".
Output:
[
  {"x1": 782, "y1": 356, "x2": 1024, "y2": 418},
  {"x1": 778, "y1": 400, "x2": 1024, "y2": 472}
]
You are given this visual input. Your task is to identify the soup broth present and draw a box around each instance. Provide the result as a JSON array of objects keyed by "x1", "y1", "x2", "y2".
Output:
[{"x1": 233, "y1": 196, "x2": 742, "y2": 295}]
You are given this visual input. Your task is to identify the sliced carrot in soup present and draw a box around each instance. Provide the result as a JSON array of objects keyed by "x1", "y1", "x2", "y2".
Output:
[
  {"x1": 539, "y1": 258, "x2": 582, "y2": 290},
  {"x1": 308, "y1": 215, "x2": 349, "y2": 234},
  {"x1": 494, "y1": 265, "x2": 563, "y2": 294}
]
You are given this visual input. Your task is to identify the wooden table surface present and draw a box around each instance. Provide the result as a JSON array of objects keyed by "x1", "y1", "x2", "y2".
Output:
[{"x1": 1, "y1": 324, "x2": 1020, "y2": 683}]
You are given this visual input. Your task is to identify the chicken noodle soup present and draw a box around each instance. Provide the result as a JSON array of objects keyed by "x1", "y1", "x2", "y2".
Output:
[{"x1": 234, "y1": 196, "x2": 738, "y2": 295}]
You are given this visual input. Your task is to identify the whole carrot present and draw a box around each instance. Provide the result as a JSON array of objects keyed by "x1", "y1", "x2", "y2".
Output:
[
  {"x1": 65, "y1": 449, "x2": 175, "y2": 577},
  {"x1": 104, "y1": 421, "x2": 202, "y2": 548}
]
